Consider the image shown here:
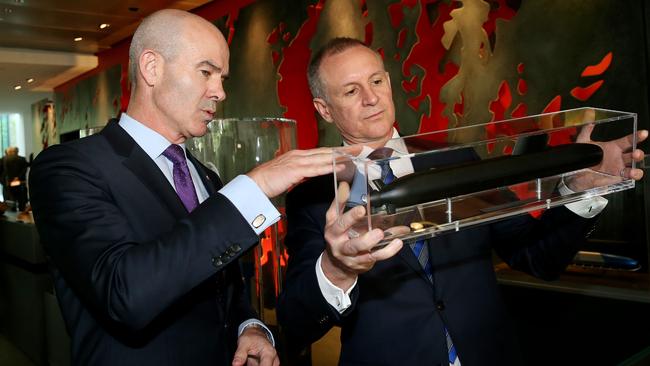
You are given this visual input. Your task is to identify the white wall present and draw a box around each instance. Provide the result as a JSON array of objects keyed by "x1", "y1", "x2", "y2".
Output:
[{"x1": 0, "y1": 91, "x2": 53, "y2": 157}]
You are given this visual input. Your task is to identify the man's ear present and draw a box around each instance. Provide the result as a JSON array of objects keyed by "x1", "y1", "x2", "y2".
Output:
[
  {"x1": 138, "y1": 50, "x2": 161, "y2": 87},
  {"x1": 313, "y1": 98, "x2": 333, "y2": 123}
]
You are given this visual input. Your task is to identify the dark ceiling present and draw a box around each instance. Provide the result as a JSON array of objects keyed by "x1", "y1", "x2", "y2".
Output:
[{"x1": 0, "y1": 0, "x2": 211, "y2": 101}]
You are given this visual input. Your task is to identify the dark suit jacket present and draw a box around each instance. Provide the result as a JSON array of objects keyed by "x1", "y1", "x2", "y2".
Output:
[
  {"x1": 30, "y1": 120, "x2": 262, "y2": 365},
  {"x1": 1, "y1": 153, "x2": 29, "y2": 204},
  {"x1": 1, "y1": 153, "x2": 28, "y2": 184},
  {"x1": 277, "y1": 150, "x2": 596, "y2": 366}
]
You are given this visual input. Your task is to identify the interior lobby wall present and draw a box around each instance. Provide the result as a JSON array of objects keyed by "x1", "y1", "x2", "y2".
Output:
[{"x1": 46, "y1": 1, "x2": 649, "y2": 150}]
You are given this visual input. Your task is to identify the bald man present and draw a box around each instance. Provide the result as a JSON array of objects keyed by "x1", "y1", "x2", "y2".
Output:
[{"x1": 30, "y1": 9, "x2": 336, "y2": 366}]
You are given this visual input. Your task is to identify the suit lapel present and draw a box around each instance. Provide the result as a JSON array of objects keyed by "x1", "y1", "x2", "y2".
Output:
[
  {"x1": 187, "y1": 152, "x2": 222, "y2": 195},
  {"x1": 101, "y1": 120, "x2": 188, "y2": 219},
  {"x1": 397, "y1": 243, "x2": 433, "y2": 284}
]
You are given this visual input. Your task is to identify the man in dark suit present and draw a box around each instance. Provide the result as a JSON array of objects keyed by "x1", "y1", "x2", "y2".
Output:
[
  {"x1": 1, "y1": 146, "x2": 29, "y2": 210},
  {"x1": 277, "y1": 38, "x2": 647, "y2": 365},
  {"x1": 29, "y1": 9, "x2": 337, "y2": 366}
]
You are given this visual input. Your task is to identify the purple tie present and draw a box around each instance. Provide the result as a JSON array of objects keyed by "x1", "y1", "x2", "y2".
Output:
[{"x1": 163, "y1": 144, "x2": 199, "y2": 212}]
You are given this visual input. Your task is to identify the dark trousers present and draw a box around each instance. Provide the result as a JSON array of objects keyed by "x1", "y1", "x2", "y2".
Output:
[{"x1": 8, "y1": 184, "x2": 27, "y2": 211}]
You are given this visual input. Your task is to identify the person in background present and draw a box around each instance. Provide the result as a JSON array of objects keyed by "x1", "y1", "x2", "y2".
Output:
[
  {"x1": 29, "y1": 9, "x2": 338, "y2": 366},
  {"x1": 277, "y1": 37, "x2": 647, "y2": 365},
  {"x1": 0, "y1": 147, "x2": 7, "y2": 201},
  {"x1": 1, "y1": 146, "x2": 29, "y2": 210}
]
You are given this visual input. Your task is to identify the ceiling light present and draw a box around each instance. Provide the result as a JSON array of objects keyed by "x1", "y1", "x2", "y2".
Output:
[
  {"x1": 26, "y1": 78, "x2": 34, "y2": 83},
  {"x1": 74, "y1": 37, "x2": 83, "y2": 42},
  {"x1": 99, "y1": 23, "x2": 110, "y2": 29},
  {"x1": 14, "y1": 85, "x2": 22, "y2": 90}
]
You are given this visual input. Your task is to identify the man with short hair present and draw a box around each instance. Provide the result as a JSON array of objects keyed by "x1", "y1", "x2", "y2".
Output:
[
  {"x1": 277, "y1": 37, "x2": 646, "y2": 365},
  {"x1": 30, "y1": 9, "x2": 337, "y2": 366}
]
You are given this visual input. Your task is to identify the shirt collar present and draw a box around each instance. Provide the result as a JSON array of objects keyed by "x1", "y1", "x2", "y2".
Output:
[
  {"x1": 384, "y1": 129, "x2": 408, "y2": 154},
  {"x1": 342, "y1": 128, "x2": 400, "y2": 147},
  {"x1": 342, "y1": 128, "x2": 405, "y2": 156},
  {"x1": 118, "y1": 113, "x2": 187, "y2": 159}
]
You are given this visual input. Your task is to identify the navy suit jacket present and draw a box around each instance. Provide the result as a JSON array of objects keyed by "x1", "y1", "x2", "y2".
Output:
[
  {"x1": 30, "y1": 120, "x2": 261, "y2": 365},
  {"x1": 278, "y1": 149, "x2": 596, "y2": 366}
]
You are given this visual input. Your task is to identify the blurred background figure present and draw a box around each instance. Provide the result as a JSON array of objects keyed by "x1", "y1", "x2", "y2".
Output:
[{"x1": 1, "y1": 146, "x2": 29, "y2": 211}]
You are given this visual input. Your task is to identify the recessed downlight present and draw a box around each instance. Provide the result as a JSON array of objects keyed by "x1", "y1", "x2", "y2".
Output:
[
  {"x1": 14, "y1": 85, "x2": 22, "y2": 90},
  {"x1": 26, "y1": 78, "x2": 34, "y2": 83},
  {"x1": 74, "y1": 37, "x2": 83, "y2": 42},
  {"x1": 99, "y1": 23, "x2": 110, "y2": 29}
]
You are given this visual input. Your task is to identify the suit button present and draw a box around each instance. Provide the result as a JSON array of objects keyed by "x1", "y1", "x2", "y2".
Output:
[
  {"x1": 318, "y1": 316, "x2": 329, "y2": 325},
  {"x1": 436, "y1": 301, "x2": 445, "y2": 311},
  {"x1": 212, "y1": 256, "x2": 223, "y2": 267},
  {"x1": 232, "y1": 244, "x2": 242, "y2": 252}
]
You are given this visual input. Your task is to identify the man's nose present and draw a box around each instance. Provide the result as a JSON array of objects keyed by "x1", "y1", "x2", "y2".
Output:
[
  {"x1": 361, "y1": 86, "x2": 379, "y2": 106},
  {"x1": 208, "y1": 78, "x2": 226, "y2": 102}
]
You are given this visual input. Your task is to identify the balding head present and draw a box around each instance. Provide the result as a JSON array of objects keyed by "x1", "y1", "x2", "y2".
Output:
[
  {"x1": 128, "y1": 9, "x2": 220, "y2": 87},
  {"x1": 125, "y1": 9, "x2": 229, "y2": 143}
]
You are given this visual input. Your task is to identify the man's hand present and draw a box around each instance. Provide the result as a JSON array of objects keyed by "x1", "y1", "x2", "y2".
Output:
[
  {"x1": 568, "y1": 124, "x2": 647, "y2": 191},
  {"x1": 232, "y1": 326, "x2": 279, "y2": 366},
  {"x1": 321, "y1": 181, "x2": 403, "y2": 291},
  {"x1": 247, "y1": 147, "x2": 339, "y2": 198}
]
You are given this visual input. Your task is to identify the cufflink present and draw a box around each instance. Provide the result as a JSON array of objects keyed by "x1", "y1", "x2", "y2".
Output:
[{"x1": 252, "y1": 214, "x2": 266, "y2": 228}]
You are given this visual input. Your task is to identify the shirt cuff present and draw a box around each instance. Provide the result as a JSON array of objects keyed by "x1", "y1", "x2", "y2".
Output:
[
  {"x1": 238, "y1": 319, "x2": 275, "y2": 347},
  {"x1": 558, "y1": 178, "x2": 608, "y2": 218},
  {"x1": 219, "y1": 175, "x2": 281, "y2": 235},
  {"x1": 315, "y1": 253, "x2": 357, "y2": 314}
]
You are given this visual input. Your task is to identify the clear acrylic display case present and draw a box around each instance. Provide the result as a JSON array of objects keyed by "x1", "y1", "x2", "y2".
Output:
[
  {"x1": 187, "y1": 117, "x2": 297, "y2": 324},
  {"x1": 333, "y1": 107, "x2": 638, "y2": 247},
  {"x1": 187, "y1": 117, "x2": 297, "y2": 183}
]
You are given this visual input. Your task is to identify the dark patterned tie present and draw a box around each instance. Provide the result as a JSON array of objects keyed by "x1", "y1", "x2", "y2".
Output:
[
  {"x1": 163, "y1": 144, "x2": 199, "y2": 212},
  {"x1": 411, "y1": 239, "x2": 432, "y2": 282},
  {"x1": 367, "y1": 147, "x2": 395, "y2": 184}
]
